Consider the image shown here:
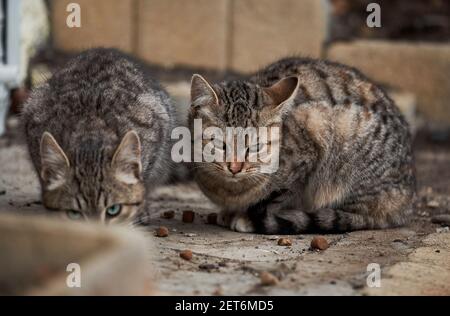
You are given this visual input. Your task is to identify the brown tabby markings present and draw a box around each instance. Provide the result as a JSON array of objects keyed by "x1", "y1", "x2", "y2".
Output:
[{"x1": 189, "y1": 57, "x2": 415, "y2": 234}]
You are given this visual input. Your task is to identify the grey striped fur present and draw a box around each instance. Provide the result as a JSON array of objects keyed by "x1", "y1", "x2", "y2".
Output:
[{"x1": 23, "y1": 48, "x2": 176, "y2": 224}]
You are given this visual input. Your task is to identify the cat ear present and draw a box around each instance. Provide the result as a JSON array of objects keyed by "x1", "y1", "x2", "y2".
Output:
[
  {"x1": 40, "y1": 132, "x2": 70, "y2": 190},
  {"x1": 112, "y1": 131, "x2": 142, "y2": 185},
  {"x1": 263, "y1": 76, "x2": 299, "y2": 110},
  {"x1": 190, "y1": 74, "x2": 219, "y2": 107}
]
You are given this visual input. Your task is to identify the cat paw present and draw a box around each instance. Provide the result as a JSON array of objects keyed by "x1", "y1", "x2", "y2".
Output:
[{"x1": 230, "y1": 214, "x2": 255, "y2": 233}]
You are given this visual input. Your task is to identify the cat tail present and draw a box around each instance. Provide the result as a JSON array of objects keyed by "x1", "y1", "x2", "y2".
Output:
[{"x1": 253, "y1": 208, "x2": 377, "y2": 234}]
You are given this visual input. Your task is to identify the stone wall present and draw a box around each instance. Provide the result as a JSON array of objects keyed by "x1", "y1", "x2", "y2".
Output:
[
  {"x1": 52, "y1": 0, "x2": 135, "y2": 53},
  {"x1": 136, "y1": 0, "x2": 229, "y2": 70},
  {"x1": 50, "y1": 0, "x2": 450, "y2": 124},
  {"x1": 327, "y1": 40, "x2": 450, "y2": 125},
  {"x1": 51, "y1": 0, "x2": 327, "y2": 71},
  {"x1": 229, "y1": 0, "x2": 326, "y2": 72}
]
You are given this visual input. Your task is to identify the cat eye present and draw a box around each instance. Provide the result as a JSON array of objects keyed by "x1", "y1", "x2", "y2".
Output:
[
  {"x1": 106, "y1": 204, "x2": 122, "y2": 217},
  {"x1": 67, "y1": 210, "x2": 83, "y2": 220}
]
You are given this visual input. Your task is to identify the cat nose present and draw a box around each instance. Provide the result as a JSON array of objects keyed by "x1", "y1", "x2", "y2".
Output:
[{"x1": 228, "y1": 162, "x2": 243, "y2": 174}]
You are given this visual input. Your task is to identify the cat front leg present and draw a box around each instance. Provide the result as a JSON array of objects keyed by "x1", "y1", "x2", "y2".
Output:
[
  {"x1": 220, "y1": 190, "x2": 301, "y2": 234},
  {"x1": 217, "y1": 210, "x2": 256, "y2": 233},
  {"x1": 224, "y1": 191, "x2": 291, "y2": 233},
  {"x1": 249, "y1": 208, "x2": 311, "y2": 234},
  {"x1": 229, "y1": 213, "x2": 255, "y2": 233}
]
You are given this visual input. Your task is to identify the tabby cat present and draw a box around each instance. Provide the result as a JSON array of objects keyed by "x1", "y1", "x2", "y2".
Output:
[
  {"x1": 189, "y1": 57, "x2": 415, "y2": 234},
  {"x1": 23, "y1": 48, "x2": 176, "y2": 224}
]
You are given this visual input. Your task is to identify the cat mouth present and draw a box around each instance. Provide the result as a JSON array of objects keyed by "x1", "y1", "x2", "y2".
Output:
[
  {"x1": 224, "y1": 173, "x2": 269, "y2": 187},
  {"x1": 228, "y1": 173, "x2": 244, "y2": 180},
  {"x1": 224, "y1": 172, "x2": 251, "y2": 182}
]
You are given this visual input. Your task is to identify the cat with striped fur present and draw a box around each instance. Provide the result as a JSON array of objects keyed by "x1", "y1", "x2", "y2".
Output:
[
  {"x1": 189, "y1": 57, "x2": 415, "y2": 234},
  {"x1": 23, "y1": 48, "x2": 177, "y2": 224}
]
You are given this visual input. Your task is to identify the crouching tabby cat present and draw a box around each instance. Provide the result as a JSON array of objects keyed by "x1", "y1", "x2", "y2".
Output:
[
  {"x1": 189, "y1": 57, "x2": 415, "y2": 234},
  {"x1": 23, "y1": 48, "x2": 176, "y2": 224}
]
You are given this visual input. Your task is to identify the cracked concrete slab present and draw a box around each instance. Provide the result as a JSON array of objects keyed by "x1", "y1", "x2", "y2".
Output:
[{"x1": 364, "y1": 233, "x2": 450, "y2": 295}]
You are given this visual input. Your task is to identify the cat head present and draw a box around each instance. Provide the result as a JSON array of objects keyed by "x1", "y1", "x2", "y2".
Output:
[
  {"x1": 189, "y1": 74, "x2": 299, "y2": 208},
  {"x1": 39, "y1": 130, "x2": 145, "y2": 224}
]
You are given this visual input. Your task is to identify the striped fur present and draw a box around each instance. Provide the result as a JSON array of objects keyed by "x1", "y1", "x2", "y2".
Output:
[
  {"x1": 23, "y1": 48, "x2": 176, "y2": 224},
  {"x1": 190, "y1": 57, "x2": 415, "y2": 234}
]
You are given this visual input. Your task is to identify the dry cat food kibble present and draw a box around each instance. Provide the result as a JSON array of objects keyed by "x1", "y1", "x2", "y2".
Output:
[
  {"x1": 179, "y1": 250, "x2": 193, "y2": 261},
  {"x1": 155, "y1": 226, "x2": 169, "y2": 237},
  {"x1": 277, "y1": 238, "x2": 292, "y2": 246},
  {"x1": 161, "y1": 210, "x2": 175, "y2": 219},
  {"x1": 260, "y1": 271, "x2": 279, "y2": 286},
  {"x1": 207, "y1": 213, "x2": 218, "y2": 225},
  {"x1": 182, "y1": 210, "x2": 195, "y2": 223},
  {"x1": 310, "y1": 236, "x2": 329, "y2": 250}
]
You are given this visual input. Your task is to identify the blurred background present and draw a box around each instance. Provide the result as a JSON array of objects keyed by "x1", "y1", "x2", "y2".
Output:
[
  {"x1": 0, "y1": 0, "x2": 449, "y2": 296},
  {"x1": 2, "y1": 0, "x2": 449, "y2": 133}
]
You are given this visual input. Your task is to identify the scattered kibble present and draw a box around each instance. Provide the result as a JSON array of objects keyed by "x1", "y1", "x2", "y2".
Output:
[
  {"x1": 180, "y1": 250, "x2": 193, "y2": 261},
  {"x1": 277, "y1": 238, "x2": 292, "y2": 246},
  {"x1": 182, "y1": 210, "x2": 195, "y2": 223},
  {"x1": 207, "y1": 213, "x2": 218, "y2": 225},
  {"x1": 260, "y1": 271, "x2": 279, "y2": 286},
  {"x1": 310, "y1": 236, "x2": 329, "y2": 250},
  {"x1": 161, "y1": 210, "x2": 175, "y2": 219},
  {"x1": 155, "y1": 226, "x2": 169, "y2": 237}
]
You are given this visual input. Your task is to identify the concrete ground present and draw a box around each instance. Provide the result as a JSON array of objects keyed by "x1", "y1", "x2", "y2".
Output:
[{"x1": 1, "y1": 117, "x2": 449, "y2": 296}]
